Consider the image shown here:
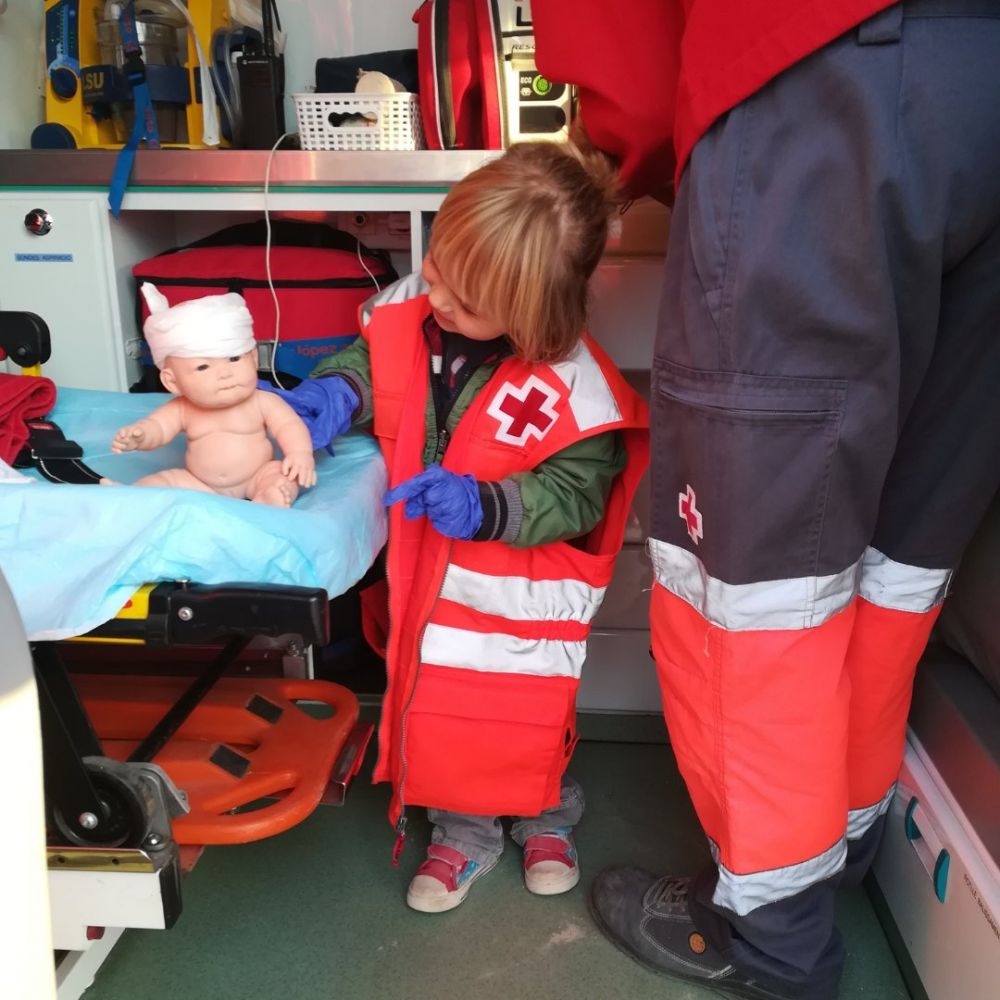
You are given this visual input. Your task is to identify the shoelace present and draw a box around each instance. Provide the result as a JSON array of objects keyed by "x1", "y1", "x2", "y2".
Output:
[{"x1": 651, "y1": 875, "x2": 693, "y2": 907}]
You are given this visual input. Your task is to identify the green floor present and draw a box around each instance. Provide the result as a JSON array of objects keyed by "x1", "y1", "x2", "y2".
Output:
[{"x1": 82, "y1": 741, "x2": 910, "y2": 1000}]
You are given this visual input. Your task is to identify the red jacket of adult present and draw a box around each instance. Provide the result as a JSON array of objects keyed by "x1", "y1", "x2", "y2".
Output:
[{"x1": 532, "y1": 0, "x2": 894, "y2": 197}]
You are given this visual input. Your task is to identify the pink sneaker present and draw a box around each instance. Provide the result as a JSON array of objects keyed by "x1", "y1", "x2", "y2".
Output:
[
  {"x1": 406, "y1": 844, "x2": 499, "y2": 913},
  {"x1": 523, "y1": 832, "x2": 580, "y2": 895}
]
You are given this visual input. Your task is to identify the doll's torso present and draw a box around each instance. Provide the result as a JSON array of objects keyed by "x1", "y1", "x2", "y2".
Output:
[{"x1": 177, "y1": 392, "x2": 274, "y2": 489}]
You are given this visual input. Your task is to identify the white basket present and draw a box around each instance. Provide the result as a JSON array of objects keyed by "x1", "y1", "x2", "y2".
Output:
[{"x1": 293, "y1": 92, "x2": 426, "y2": 151}]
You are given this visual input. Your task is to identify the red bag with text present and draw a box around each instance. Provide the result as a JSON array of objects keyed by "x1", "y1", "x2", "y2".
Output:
[{"x1": 132, "y1": 220, "x2": 396, "y2": 382}]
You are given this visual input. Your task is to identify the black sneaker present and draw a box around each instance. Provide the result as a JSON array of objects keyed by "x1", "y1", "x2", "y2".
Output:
[{"x1": 588, "y1": 867, "x2": 797, "y2": 999}]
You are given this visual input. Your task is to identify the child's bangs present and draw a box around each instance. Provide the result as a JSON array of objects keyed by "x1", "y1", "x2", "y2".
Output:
[{"x1": 431, "y1": 215, "x2": 522, "y2": 328}]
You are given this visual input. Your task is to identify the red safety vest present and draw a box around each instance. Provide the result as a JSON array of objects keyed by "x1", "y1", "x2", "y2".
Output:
[{"x1": 363, "y1": 274, "x2": 649, "y2": 824}]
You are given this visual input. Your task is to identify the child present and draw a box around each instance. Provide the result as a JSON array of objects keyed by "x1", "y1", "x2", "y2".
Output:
[
  {"x1": 267, "y1": 142, "x2": 649, "y2": 912},
  {"x1": 108, "y1": 284, "x2": 316, "y2": 506}
]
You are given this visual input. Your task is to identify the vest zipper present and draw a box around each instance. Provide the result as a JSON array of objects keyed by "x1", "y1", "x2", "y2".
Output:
[
  {"x1": 393, "y1": 538, "x2": 454, "y2": 864},
  {"x1": 435, "y1": 425, "x2": 450, "y2": 462}
]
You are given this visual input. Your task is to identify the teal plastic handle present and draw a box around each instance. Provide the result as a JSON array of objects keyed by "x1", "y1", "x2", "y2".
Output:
[{"x1": 904, "y1": 796, "x2": 950, "y2": 903}]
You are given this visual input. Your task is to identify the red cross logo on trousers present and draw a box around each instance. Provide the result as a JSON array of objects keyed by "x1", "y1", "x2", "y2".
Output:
[
  {"x1": 487, "y1": 375, "x2": 561, "y2": 446},
  {"x1": 679, "y1": 484, "x2": 703, "y2": 544}
]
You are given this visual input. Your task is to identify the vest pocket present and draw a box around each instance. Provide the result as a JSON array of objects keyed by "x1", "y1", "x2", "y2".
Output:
[
  {"x1": 402, "y1": 663, "x2": 577, "y2": 817},
  {"x1": 372, "y1": 389, "x2": 405, "y2": 441}
]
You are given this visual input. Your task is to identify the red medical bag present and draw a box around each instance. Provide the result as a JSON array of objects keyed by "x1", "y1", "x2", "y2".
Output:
[
  {"x1": 413, "y1": 0, "x2": 571, "y2": 150},
  {"x1": 131, "y1": 220, "x2": 397, "y2": 381}
]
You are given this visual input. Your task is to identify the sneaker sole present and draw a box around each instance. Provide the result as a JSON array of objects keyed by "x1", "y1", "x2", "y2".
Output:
[
  {"x1": 406, "y1": 856, "x2": 500, "y2": 914},
  {"x1": 586, "y1": 884, "x2": 793, "y2": 1000},
  {"x1": 525, "y1": 865, "x2": 581, "y2": 896}
]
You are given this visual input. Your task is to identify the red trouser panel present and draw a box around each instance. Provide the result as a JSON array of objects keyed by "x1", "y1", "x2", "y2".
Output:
[
  {"x1": 650, "y1": 583, "x2": 855, "y2": 876},
  {"x1": 845, "y1": 596, "x2": 941, "y2": 812}
]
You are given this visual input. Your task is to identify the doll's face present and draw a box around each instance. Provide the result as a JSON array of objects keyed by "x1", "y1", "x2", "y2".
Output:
[{"x1": 159, "y1": 349, "x2": 259, "y2": 408}]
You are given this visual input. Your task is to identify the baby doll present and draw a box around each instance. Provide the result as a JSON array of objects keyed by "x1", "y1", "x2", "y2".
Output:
[{"x1": 105, "y1": 283, "x2": 316, "y2": 507}]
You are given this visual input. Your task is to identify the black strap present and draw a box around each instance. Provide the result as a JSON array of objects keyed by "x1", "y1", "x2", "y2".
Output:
[
  {"x1": 13, "y1": 419, "x2": 104, "y2": 485},
  {"x1": 157, "y1": 220, "x2": 391, "y2": 267}
]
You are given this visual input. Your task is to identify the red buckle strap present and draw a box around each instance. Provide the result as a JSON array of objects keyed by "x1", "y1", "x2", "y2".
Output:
[
  {"x1": 415, "y1": 844, "x2": 470, "y2": 891},
  {"x1": 523, "y1": 834, "x2": 574, "y2": 870}
]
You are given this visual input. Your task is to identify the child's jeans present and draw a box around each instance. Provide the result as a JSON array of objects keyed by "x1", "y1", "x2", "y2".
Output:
[{"x1": 427, "y1": 776, "x2": 584, "y2": 867}]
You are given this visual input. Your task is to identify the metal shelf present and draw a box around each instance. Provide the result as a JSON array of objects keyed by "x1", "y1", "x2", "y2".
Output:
[{"x1": 0, "y1": 149, "x2": 498, "y2": 192}]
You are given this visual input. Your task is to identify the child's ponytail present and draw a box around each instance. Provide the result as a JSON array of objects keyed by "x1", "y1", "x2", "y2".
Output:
[{"x1": 565, "y1": 118, "x2": 623, "y2": 222}]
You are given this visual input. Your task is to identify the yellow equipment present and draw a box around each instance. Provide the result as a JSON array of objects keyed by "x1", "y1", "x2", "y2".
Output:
[{"x1": 33, "y1": 0, "x2": 232, "y2": 149}]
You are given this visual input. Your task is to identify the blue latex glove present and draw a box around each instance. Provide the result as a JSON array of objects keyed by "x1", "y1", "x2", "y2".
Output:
[
  {"x1": 257, "y1": 376, "x2": 358, "y2": 453},
  {"x1": 384, "y1": 464, "x2": 483, "y2": 540}
]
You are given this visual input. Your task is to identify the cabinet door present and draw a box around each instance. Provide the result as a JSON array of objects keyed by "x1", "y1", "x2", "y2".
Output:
[{"x1": 0, "y1": 195, "x2": 127, "y2": 391}]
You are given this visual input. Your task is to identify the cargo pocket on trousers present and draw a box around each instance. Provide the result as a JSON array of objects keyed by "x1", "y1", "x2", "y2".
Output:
[{"x1": 650, "y1": 357, "x2": 847, "y2": 583}]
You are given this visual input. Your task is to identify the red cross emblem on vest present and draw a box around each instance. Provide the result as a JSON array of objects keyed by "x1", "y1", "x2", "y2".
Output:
[
  {"x1": 487, "y1": 375, "x2": 561, "y2": 447},
  {"x1": 679, "y1": 484, "x2": 703, "y2": 545}
]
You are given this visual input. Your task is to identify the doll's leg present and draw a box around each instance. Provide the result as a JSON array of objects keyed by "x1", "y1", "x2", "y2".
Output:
[
  {"x1": 248, "y1": 460, "x2": 299, "y2": 508},
  {"x1": 101, "y1": 468, "x2": 217, "y2": 492}
]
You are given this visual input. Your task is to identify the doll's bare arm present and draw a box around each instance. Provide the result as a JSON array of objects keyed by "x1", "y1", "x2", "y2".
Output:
[
  {"x1": 257, "y1": 390, "x2": 317, "y2": 488},
  {"x1": 111, "y1": 399, "x2": 185, "y2": 453}
]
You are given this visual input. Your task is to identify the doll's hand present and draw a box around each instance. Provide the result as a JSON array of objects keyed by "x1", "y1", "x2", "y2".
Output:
[
  {"x1": 384, "y1": 464, "x2": 483, "y2": 539},
  {"x1": 111, "y1": 424, "x2": 146, "y2": 453},
  {"x1": 282, "y1": 451, "x2": 317, "y2": 488}
]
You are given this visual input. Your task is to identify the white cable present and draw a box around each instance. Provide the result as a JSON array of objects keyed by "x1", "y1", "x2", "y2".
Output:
[
  {"x1": 167, "y1": 0, "x2": 220, "y2": 146},
  {"x1": 357, "y1": 241, "x2": 382, "y2": 292},
  {"x1": 264, "y1": 130, "x2": 294, "y2": 388},
  {"x1": 263, "y1": 134, "x2": 383, "y2": 387}
]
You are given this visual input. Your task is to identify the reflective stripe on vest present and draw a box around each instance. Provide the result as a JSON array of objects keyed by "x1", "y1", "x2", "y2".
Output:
[
  {"x1": 420, "y1": 623, "x2": 587, "y2": 678},
  {"x1": 440, "y1": 563, "x2": 607, "y2": 624},
  {"x1": 550, "y1": 340, "x2": 623, "y2": 431}
]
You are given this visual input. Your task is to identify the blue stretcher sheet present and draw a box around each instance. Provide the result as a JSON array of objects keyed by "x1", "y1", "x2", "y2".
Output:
[{"x1": 0, "y1": 388, "x2": 388, "y2": 641}]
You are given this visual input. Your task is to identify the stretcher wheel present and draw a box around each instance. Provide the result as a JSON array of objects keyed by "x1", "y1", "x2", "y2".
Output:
[{"x1": 51, "y1": 767, "x2": 148, "y2": 848}]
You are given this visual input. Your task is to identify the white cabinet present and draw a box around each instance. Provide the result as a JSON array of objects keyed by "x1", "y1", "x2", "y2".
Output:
[
  {"x1": 872, "y1": 735, "x2": 1000, "y2": 1000},
  {"x1": 0, "y1": 193, "x2": 127, "y2": 390}
]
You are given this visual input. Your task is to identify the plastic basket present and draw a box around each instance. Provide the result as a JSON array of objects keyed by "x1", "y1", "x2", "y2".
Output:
[{"x1": 293, "y1": 92, "x2": 426, "y2": 151}]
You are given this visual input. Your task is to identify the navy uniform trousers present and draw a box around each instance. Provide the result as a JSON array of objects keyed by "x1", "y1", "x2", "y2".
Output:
[{"x1": 648, "y1": 2, "x2": 1000, "y2": 996}]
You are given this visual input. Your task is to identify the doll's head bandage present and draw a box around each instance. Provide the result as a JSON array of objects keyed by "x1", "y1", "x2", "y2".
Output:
[{"x1": 141, "y1": 283, "x2": 256, "y2": 369}]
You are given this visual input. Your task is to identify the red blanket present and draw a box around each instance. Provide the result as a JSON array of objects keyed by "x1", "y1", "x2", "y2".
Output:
[{"x1": 0, "y1": 373, "x2": 57, "y2": 465}]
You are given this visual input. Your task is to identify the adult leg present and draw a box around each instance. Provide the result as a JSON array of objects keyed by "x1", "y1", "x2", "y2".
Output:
[
  {"x1": 590, "y1": 4, "x2": 1000, "y2": 997},
  {"x1": 844, "y1": 220, "x2": 1000, "y2": 882}
]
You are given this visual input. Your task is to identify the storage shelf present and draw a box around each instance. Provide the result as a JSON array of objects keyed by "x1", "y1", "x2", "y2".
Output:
[{"x1": 0, "y1": 149, "x2": 498, "y2": 192}]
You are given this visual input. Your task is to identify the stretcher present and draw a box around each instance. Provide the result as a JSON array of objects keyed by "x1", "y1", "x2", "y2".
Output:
[{"x1": 0, "y1": 311, "x2": 386, "y2": 988}]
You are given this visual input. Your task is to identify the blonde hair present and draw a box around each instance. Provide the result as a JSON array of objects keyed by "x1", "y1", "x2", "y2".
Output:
[{"x1": 428, "y1": 138, "x2": 620, "y2": 363}]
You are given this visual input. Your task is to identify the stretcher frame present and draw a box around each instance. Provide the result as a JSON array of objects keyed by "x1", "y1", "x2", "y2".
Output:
[{"x1": 2, "y1": 311, "x2": 377, "y2": 996}]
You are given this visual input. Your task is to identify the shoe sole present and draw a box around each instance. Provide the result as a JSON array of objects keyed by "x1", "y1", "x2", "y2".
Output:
[
  {"x1": 406, "y1": 856, "x2": 500, "y2": 914},
  {"x1": 586, "y1": 885, "x2": 792, "y2": 1000},
  {"x1": 525, "y1": 865, "x2": 581, "y2": 896}
]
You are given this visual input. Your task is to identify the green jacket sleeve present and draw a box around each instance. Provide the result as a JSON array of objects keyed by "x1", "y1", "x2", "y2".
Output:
[
  {"x1": 475, "y1": 430, "x2": 628, "y2": 548},
  {"x1": 309, "y1": 336, "x2": 374, "y2": 429}
]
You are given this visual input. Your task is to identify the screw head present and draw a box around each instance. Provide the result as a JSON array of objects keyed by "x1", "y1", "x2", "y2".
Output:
[
  {"x1": 177, "y1": 606, "x2": 193, "y2": 622},
  {"x1": 78, "y1": 812, "x2": 99, "y2": 830},
  {"x1": 146, "y1": 833, "x2": 162, "y2": 847}
]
